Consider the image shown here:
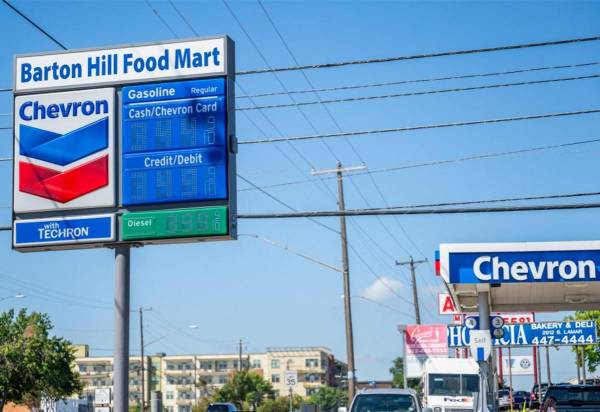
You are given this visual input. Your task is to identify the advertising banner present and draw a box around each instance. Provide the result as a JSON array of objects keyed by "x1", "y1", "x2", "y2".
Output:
[
  {"x1": 405, "y1": 324, "x2": 448, "y2": 378},
  {"x1": 438, "y1": 241, "x2": 600, "y2": 284},
  {"x1": 12, "y1": 36, "x2": 237, "y2": 251},
  {"x1": 448, "y1": 320, "x2": 597, "y2": 347},
  {"x1": 502, "y1": 355, "x2": 534, "y2": 376}
]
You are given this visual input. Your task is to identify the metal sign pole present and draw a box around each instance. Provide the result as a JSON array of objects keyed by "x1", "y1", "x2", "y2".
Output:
[{"x1": 114, "y1": 246, "x2": 131, "y2": 412}]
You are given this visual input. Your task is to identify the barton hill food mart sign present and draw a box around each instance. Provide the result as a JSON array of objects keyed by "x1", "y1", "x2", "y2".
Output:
[{"x1": 12, "y1": 36, "x2": 237, "y2": 251}]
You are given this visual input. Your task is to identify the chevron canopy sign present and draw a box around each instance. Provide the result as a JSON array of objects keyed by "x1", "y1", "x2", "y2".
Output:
[{"x1": 13, "y1": 88, "x2": 115, "y2": 213}]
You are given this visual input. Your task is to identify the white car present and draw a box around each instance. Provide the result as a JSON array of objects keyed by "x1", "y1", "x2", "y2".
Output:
[{"x1": 340, "y1": 388, "x2": 431, "y2": 412}]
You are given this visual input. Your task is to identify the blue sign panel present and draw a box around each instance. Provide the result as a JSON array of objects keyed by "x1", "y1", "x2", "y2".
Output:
[
  {"x1": 14, "y1": 214, "x2": 114, "y2": 247},
  {"x1": 440, "y1": 242, "x2": 600, "y2": 284},
  {"x1": 448, "y1": 321, "x2": 597, "y2": 348},
  {"x1": 121, "y1": 78, "x2": 228, "y2": 206}
]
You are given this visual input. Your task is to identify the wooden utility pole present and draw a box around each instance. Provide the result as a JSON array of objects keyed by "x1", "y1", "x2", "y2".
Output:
[
  {"x1": 396, "y1": 256, "x2": 427, "y2": 324},
  {"x1": 312, "y1": 162, "x2": 366, "y2": 403}
]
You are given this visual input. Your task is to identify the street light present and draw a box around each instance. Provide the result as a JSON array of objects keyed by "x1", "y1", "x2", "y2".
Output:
[{"x1": 0, "y1": 293, "x2": 25, "y2": 302}]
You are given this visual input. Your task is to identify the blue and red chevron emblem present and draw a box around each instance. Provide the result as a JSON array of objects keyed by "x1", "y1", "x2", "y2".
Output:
[{"x1": 19, "y1": 118, "x2": 109, "y2": 203}]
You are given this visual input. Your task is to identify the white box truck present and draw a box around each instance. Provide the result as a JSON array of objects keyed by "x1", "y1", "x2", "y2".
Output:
[{"x1": 421, "y1": 358, "x2": 479, "y2": 412}]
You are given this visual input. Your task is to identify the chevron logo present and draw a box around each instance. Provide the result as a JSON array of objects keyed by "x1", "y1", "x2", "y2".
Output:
[{"x1": 18, "y1": 117, "x2": 109, "y2": 203}]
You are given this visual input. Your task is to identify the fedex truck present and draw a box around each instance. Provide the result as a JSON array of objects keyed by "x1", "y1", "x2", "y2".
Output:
[{"x1": 421, "y1": 358, "x2": 479, "y2": 412}]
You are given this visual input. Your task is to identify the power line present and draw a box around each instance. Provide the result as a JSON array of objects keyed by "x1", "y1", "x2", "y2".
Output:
[
  {"x1": 237, "y1": 73, "x2": 600, "y2": 111},
  {"x1": 239, "y1": 137, "x2": 600, "y2": 192},
  {"x1": 223, "y1": 0, "x2": 339, "y2": 161},
  {"x1": 144, "y1": 0, "x2": 178, "y2": 38},
  {"x1": 236, "y1": 35, "x2": 600, "y2": 75},
  {"x1": 256, "y1": 0, "x2": 428, "y2": 288},
  {"x1": 167, "y1": 0, "x2": 198, "y2": 36},
  {"x1": 240, "y1": 108, "x2": 600, "y2": 144},
  {"x1": 237, "y1": 173, "x2": 339, "y2": 235},
  {"x1": 238, "y1": 201, "x2": 600, "y2": 219},
  {"x1": 236, "y1": 61, "x2": 600, "y2": 99},
  {"x1": 1, "y1": 0, "x2": 67, "y2": 50}
]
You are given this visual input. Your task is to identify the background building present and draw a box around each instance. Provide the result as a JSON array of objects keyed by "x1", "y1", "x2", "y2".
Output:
[{"x1": 72, "y1": 345, "x2": 347, "y2": 411}]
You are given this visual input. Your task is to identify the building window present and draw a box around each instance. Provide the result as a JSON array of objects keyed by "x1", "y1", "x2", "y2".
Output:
[
  {"x1": 165, "y1": 407, "x2": 174, "y2": 412},
  {"x1": 200, "y1": 361, "x2": 213, "y2": 370},
  {"x1": 218, "y1": 375, "x2": 229, "y2": 384},
  {"x1": 166, "y1": 391, "x2": 174, "y2": 400},
  {"x1": 305, "y1": 359, "x2": 319, "y2": 368},
  {"x1": 79, "y1": 365, "x2": 87, "y2": 372},
  {"x1": 233, "y1": 360, "x2": 238, "y2": 370},
  {"x1": 271, "y1": 359, "x2": 280, "y2": 369},
  {"x1": 199, "y1": 376, "x2": 212, "y2": 384},
  {"x1": 306, "y1": 388, "x2": 318, "y2": 396},
  {"x1": 251, "y1": 360, "x2": 262, "y2": 369},
  {"x1": 216, "y1": 361, "x2": 227, "y2": 371},
  {"x1": 271, "y1": 374, "x2": 280, "y2": 383}
]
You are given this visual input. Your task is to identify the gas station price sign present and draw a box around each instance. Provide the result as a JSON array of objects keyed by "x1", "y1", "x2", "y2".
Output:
[
  {"x1": 121, "y1": 206, "x2": 228, "y2": 241},
  {"x1": 121, "y1": 78, "x2": 229, "y2": 206}
]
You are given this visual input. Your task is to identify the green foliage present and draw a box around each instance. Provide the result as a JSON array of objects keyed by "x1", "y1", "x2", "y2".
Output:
[
  {"x1": 565, "y1": 311, "x2": 600, "y2": 373},
  {"x1": 214, "y1": 371, "x2": 275, "y2": 410},
  {"x1": 192, "y1": 397, "x2": 214, "y2": 412},
  {"x1": 256, "y1": 395, "x2": 302, "y2": 412},
  {"x1": 0, "y1": 309, "x2": 82, "y2": 412},
  {"x1": 389, "y1": 357, "x2": 404, "y2": 388},
  {"x1": 308, "y1": 387, "x2": 347, "y2": 412}
]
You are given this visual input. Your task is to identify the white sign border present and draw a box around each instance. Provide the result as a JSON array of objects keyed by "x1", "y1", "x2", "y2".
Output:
[{"x1": 14, "y1": 35, "x2": 233, "y2": 94}]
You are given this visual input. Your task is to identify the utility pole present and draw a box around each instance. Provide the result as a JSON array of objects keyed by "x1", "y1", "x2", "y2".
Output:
[
  {"x1": 312, "y1": 162, "x2": 366, "y2": 403},
  {"x1": 139, "y1": 307, "x2": 152, "y2": 412},
  {"x1": 396, "y1": 256, "x2": 427, "y2": 324},
  {"x1": 238, "y1": 339, "x2": 243, "y2": 371}
]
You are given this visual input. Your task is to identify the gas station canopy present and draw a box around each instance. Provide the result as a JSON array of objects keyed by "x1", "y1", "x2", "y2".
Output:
[{"x1": 437, "y1": 241, "x2": 600, "y2": 312}]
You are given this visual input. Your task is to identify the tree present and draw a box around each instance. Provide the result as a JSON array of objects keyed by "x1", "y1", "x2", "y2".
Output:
[
  {"x1": 256, "y1": 395, "x2": 302, "y2": 412},
  {"x1": 564, "y1": 311, "x2": 600, "y2": 372},
  {"x1": 192, "y1": 396, "x2": 214, "y2": 412},
  {"x1": 0, "y1": 309, "x2": 82, "y2": 412},
  {"x1": 389, "y1": 357, "x2": 404, "y2": 388},
  {"x1": 214, "y1": 371, "x2": 275, "y2": 410},
  {"x1": 309, "y1": 387, "x2": 347, "y2": 412}
]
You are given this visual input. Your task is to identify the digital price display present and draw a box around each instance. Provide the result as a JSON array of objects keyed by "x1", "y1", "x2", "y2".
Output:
[
  {"x1": 121, "y1": 206, "x2": 228, "y2": 241},
  {"x1": 121, "y1": 78, "x2": 228, "y2": 206}
]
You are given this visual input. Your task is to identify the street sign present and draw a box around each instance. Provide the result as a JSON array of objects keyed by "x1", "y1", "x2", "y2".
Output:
[
  {"x1": 438, "y1": 241, "x2": 600, "y2": 284},
  {"x1": 449, "y1": 320, "x2": 597, "y2": 347},
  {"x1": 13, "y1": 214, "x2": 114, "y2": 249},
  {"x1": 469, "y1": 330, "x2": 491, "y2": 361},
  {"x1": 94, "y1": 388, "x2": 111, "y2": 405},
  {"x1": 284, "y1": 370, "x2": 298, "y2": 388}
]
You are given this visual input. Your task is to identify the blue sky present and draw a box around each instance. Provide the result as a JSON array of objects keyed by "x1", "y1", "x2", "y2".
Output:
[{"x1": 1, "y1": 0, "x2": 600, "y2": 389}]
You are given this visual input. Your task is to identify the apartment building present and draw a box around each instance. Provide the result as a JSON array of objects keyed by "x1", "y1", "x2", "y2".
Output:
[{"x1": 73, "y1": 345, "x2": 347, "y2": 412}]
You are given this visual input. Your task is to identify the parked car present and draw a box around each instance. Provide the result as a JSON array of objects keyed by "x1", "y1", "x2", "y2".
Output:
[
  {"x1": 512, "y1": 390, "x2": 531, "y2": 410},
  {"x1": 531, "y1": 383, "x2": 549, "y2": 408},
  {"x1": 341, "y1": 388, "x2": 425, "y2": 412},
  {"x1": 206, "y1": 403, "x2": 238, "y2": 412},
  {"x1": 498, "y1": 389, "x2": 510, "y2": 410},
  {"x1": 540, "y1": 384, "x2": 600, "y2": 411}
]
